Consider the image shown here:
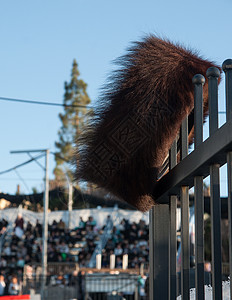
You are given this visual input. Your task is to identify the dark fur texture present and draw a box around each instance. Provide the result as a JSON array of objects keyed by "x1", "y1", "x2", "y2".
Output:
[{"x1": 75, "y1": 36, "x2": 221, "y2": 212}]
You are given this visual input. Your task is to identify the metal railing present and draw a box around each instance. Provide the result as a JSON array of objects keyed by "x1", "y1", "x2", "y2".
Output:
[
  {"x1": 22, "y1": 266, "x2": 148, "y2": 300},
  {"x1": 84, "y1": 273, "x2": 145, "y2": 300},
  {"x1": 23, "y1": 263, "x2": 80, "y2": 300},
  {"x1": 149, "y1": 59, "x2": 232, "y2": 299}
]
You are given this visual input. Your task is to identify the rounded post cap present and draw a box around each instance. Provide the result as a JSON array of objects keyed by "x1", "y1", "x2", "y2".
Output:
[
  {"x1": 222, "y1": 59, "x2": 232, "y2": 72},
  {"x1": 192, "y1": 74, "x2": 205, "y2": 85},
  {"x1": 206, "y1": 67, "x2": 220, "y2": 78}
]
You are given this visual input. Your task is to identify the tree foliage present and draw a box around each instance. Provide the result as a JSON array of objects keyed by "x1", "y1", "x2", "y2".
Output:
[{"x1": 54, "y1": 59, "x2": 91, "y2": 185}]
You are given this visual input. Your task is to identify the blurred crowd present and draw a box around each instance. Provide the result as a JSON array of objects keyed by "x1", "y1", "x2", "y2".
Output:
[{"x1": 0, "y1": 213, "x2": 149, "y2": 294}]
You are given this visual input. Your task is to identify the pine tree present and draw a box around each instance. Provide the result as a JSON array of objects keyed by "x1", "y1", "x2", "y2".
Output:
[{"x1": 54, "y1": 59, "x2": 91, "y2": 186}]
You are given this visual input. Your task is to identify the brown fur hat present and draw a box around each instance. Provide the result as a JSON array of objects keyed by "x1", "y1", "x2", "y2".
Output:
[{"x1": 75, "y1": 35, "x2": 221, "y2": 212}]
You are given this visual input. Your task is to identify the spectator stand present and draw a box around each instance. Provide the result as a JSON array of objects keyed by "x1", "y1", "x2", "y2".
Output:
[
  {"x1": 0, "y1": 208, "x2": 150, "y2": 299},
  {"x1": 19, "y1": 213, "x2": 150, "y2": 299},
  {"x1": 0, "y1": 206, "x2": 22, "y2": 261}
]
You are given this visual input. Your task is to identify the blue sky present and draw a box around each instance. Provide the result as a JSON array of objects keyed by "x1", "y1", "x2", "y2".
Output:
[{"x1": 0, "y1": 0, "x2": 231, "y2": 195}]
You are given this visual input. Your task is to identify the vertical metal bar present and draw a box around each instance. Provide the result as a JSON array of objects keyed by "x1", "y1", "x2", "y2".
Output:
[
  {"x1": 192, "y1": 74, "x2": 205, "y2": 300},
  {"x1": 85, "y1": 277, "x2": 88, "y2": 300},
  {"x1": 169, "y1": 196, "x2": 177, "y2": 300},
  {"x1": 210, "y1": 164, "x2": 222, "y2": 300},
  {"x1": 180, "y1": 105, "x2": 189, "y2": 299},
  {"x1": 194, "y1": 176, "x2": 204, "y2": 298},
  {"x1": 41, "y1": 149, "x2": 49, "y2": 299},
  {"x1": 180, "y1": 117, "x2": 188, "y2": 160},
  {"x1": 222, "y1": 59, "x2": 232, "y2": 121},
  {"x1": 134, "y1": 280, "x2": 139, "y2": 300},
  {"x1": 193, "y1": 74, "x2": 205, "y2": 148},
  {"x1": 227, "y1": 152, "x2": 232, "y2": 298},
  {"x1": 149, "y1": 204, "x2": 169, "y2": 300},
  {"x1": 180, "y1": 186, "x2": 190, "y2": 300},
  {"x1": 169, "y1": 139, "x2": 177, "y2": 169},
  {"x1": 149, "y1": 208, "x2": 155, "y2": 300},
  {"x1": 207, "y1": 67, "x2": 222, "y2": 300},
  {"x1": 223, "y1": 59, "x2": 232, "y2": 297},
  {"x1": 169, "y1": 140, "x2": 177, "y2": 300},
  {"x1": 207, "y1": 67, "x2": 220, "y2": 135}
]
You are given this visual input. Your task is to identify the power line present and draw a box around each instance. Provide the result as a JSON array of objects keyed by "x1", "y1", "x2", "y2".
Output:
[
  {"x1": 0, "y1": 96, "x2": 94, "y2": 109},
  {"x1": 14, "y1": 169, "x2": 31, "y2": 193},
  {"x1": 0, "y1": 178, "x2": 43, "y2": 181},
  {"x1": 0, "y1": 96, "x2": 227, "y2": 114},
  {"x1": 0, "y1": 151, "x2": 71, "y2": 177},
  {"x1": 0, "y1": 153, "x2": 45, "y2": 175}
]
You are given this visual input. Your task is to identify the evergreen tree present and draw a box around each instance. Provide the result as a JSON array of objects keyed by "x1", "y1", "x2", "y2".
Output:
[{"x1": 54, "y1": 59, "x2": 91, "y2": 186}]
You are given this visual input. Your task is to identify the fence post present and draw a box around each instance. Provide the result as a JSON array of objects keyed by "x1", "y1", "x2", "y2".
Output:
[
  {"x1": 84, "y1": 274, "x2": 88, "y2": 300},
  {"x1": 179, "y1": 114, "x2": 190, "y2": 299},
  {"x1": 169, "y1": 140, "x2": 177, "y2": 300},
  {"x1": 223, "y1": 59, "x2": 232, "y2": 120},
  {"x1": 134, "y1": 280, "x2": 139, "y2": 300},
  {"x1": 207, "y1": 66, "x2": 222, "y2": 300},
  {"x1": 180, "y1": 118, "x2": 188, "y2": 160},
  {"x1": 41, "y1": 149, "x2": 49, "y2": 300},
  {"x1": 149, "y1": 203, "x2": 169, "y2": 300},
  {"x1": 223, "y1": 59, "x2": 232, "y2": 298},
  {"x1": 180, "y1": 186, "x2": 190, "y2": 300},
  {"x1": 169, "y1": 196, "x2": 177, "y2": 300},
  {"x1": 192, "y1": 74, "x2": 205, "y2": 300}
]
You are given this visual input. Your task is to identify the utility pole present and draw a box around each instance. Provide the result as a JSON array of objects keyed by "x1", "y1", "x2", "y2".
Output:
[
  {"x1": 10, "y1": 149, "x2": 49, "y2": 299},
  {"x1": 68, "y1": 182, "x2": 73, "y2": 229},
  {"x1": 41, "y1": 149, "x2": 49, "y2": 295}
]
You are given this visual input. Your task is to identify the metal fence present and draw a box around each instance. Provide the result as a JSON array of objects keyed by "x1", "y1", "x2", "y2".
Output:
[
  {"x1": 23, "y1": 264, "x2": 148, "y2": 300},
  {"x1": 149, "y1": 59, "x2": 232, "y2": 299},
  {"x1": 22, "y1": 263, "x2": 80, "y2": 300},
  {"x1": 84, "y1": 273, "x2": 147, "y2": 300},
  {"x1": 23, "y1": 277, "x2": 80, "y2": 300}
]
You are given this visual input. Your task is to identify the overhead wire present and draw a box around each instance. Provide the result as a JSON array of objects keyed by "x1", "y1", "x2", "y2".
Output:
[
  {"x1": 0, "y1": 96, "x2": 228, "y2": 117},
  {"x1": 0, "y1": 96, "x2": 227, "y2": 114},
  {"x1": 0, "y1": 152, "x2": 70, "y2": 181},
  {"x1": 0, "y1": 96, "x2": 94, "y2": 109},
  {"x1": 0, "y1": 153, "x2": 45, "y2": 175},
  {"x1": 14, "y1": 169, "x2": 31, "y2": 194},
  {"x1": 0, "y1": 178, "x2": 45, "y2": 181}
]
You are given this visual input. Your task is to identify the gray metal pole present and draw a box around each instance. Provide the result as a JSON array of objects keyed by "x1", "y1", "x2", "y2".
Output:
[
  {"x1": 169, "y1": 195, "x2": 177, "y2": 300},
  {"x1": 223, "y1": 59, "x2": 232, "y2": 299},
  {"x1": 207, "y1": 67, "x2": 222, "y2": 300},
  {"x1": 192, "y1": 74, "x2": 205, "y2": 300},
  {"x1": 222, "y1": 59, "x2": 232, "y2": 121},
  {"x1": 227, "y1": 151, "x2": 232, "y2": 298},
  {"x1": 180, "y1": 115, "x2": 190, "y2": 299},
  {"x1": 169, "y1": 140, "x2": 177, "y2": 300},
  {"x1": 180, "y1": 117, "x2": 188, "y2": 160},
  {"x1": 41, "y1": 149, "x2": 49, "y2": 297},
  {"x1": 68, "y1": 182, "x2": 73, "y2": 229},
  {"x1": 180, "y1": 186, "x2": 190, "y2": 300},
  {"x1": 149, "y1": 204, "x2": 169, "y2": 300}
]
